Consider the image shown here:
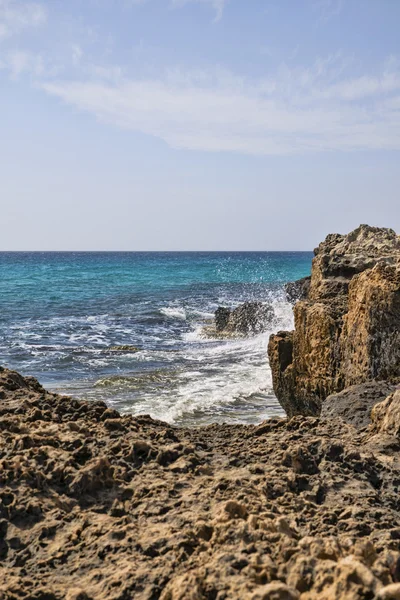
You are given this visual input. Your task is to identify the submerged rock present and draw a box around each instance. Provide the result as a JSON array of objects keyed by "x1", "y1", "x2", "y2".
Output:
[
  {"x1": 103, "y1": 345, "x2": 140, "y2": 353},
  {"x1": 268, "y1": 225, "x2": 400, "y2": 417}
]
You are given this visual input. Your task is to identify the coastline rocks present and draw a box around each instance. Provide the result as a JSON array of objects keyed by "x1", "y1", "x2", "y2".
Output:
[
  {"x1": 370, "y1": 390, "x2": 400, "y2": 437},
  {"x1": 1, "y1": 367, "x2": 400, "y2": 598},
  {"x1": 268, "y1": 225, "x2": 400, "y2": 417},
  {"x1": 215, "y1": 306, "x2": 231, "y2": 332},
  {"x1": 206, "y1": 302, "x2": 274, "y2": 338},
  {"x1": 285, "y1": 276, "x2": 311, "y2": 304},
  {"x1": 103, "y1": 345, "x2": 140, "y2": 354},
  {"x1": 320, "y1": 381, "x2": 397, "y2": 429}
]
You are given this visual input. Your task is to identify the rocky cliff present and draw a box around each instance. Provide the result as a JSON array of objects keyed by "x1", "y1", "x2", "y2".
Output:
[
  {"x1": 268, "y1": 225, "x2": 400, "y2": 418},
  {"x1": 1, "y1": 365, "x2": 400, "y2": 600}
]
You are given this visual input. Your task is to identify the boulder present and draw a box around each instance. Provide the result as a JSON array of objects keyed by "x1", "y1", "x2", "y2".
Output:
[
  {"x1": 208, "y1": 302, "x2": 274, "y2": 337},
  {"x1": 370, "y1": 389, "x2": 400, "y2": 437},
  {"x1": 215, "y1": 307, "x2": 231, "y2": 332},
  {"x1": 268, "y1": 225, "x2": 400, "y2": 417},
  {"x1": 321, "y1": 381, "x2": 397, "y2": 429}
]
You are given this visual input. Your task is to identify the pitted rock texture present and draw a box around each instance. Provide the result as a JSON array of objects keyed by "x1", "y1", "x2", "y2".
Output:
[
  {"x1": 321, "y1": 381, "x2": 398, "y2": 429},
  {"x1": 370, "y1": 390, "x2": 400, "y2": 438},
  {"x1": 268, "y1": 225, "x2": 400, "y2": 417},
  {"x1": 0, "y1": 366, "x2": 400, "y2": 600}
]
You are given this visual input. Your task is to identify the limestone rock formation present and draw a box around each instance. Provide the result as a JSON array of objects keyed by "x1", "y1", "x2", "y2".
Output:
[
  {"x1": 370, "y1": 389, "x2": 400, "y2": 438},
  {"x1": 1, "y1": 366, "x2": 400, "y2": 599},
  {"x1": 320, "y1": 381, "x2": 397, "y2": 429},
  {"x1": 268, "y1": 225, "x2": 400, "y2": 417}
]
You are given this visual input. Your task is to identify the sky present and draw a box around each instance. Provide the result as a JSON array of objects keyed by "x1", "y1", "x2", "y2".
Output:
[{"x1": 0, "y1": 0, "x2": 399, "y2": 250}]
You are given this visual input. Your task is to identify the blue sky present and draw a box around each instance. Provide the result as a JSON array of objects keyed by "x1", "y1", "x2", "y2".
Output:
[{"x1": 1, "y1": 0, "x2": 399, "y2": 250}]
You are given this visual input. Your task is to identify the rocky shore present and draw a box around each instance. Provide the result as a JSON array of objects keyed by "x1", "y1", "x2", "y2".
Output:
[
  {"x1": 268, "y1": 225, "x2": 400, "y2": 418},
  {"x1": 1, "y1": 224, "x2": 400, "y2": 600}
]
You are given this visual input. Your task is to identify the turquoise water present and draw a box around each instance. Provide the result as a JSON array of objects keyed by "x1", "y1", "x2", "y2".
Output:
[{"x1": 0, "y1": 252, "x2": 312, "y2": 425}]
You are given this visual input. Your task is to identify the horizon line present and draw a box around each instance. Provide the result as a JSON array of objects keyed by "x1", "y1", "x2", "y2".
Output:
[{"x1": 0, "y1": 249, "x2": 314, "y2": 253}]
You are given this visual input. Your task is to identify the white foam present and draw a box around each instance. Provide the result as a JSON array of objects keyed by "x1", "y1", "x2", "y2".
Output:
[
  {"x1": 147, "y1": 299, "x2": 294, "y2": 424},
  {"x1": 160, "y1": 306, "x2": 187, "y2": 320}
]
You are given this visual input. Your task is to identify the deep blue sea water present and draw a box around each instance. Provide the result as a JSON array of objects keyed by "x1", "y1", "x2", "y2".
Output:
[{"x1": 0, "y1": 252, "x2": 312, "y2": 425}]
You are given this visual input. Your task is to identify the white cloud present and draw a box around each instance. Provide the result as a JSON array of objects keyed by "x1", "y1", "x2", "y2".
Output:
[
  {"x1": 0, "y1": 0, "x2": 46, "y2": 40},
  {"x1": 0, "y1": 49, "x2": 45, "y2": 77},
  {"x1": 39, "y1": 57, "x2": 400, "y2": 156}
]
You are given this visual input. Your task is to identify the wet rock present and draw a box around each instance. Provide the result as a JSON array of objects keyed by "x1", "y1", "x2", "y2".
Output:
[
  {"x1": 215, "y1": 306, "x2": 231, "y2": 332},
  {"x1": 285, "y1": 276, "x2": 311, "y2": 304},
  {"x1": 103, "y1": 345, "x2": 139, "y2": 353},
  {"x1": 208, "y1": 302, "x2": 274, "y2": 337}
]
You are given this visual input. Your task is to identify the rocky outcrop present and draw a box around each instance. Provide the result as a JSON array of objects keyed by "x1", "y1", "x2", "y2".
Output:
[
  {"x1": 268, "y1": 225, "x2": 400, "y2": 417},
  {"x1": 285, "y1": 276, "x2": 311, "y2": 304},
  {"x1": 321, "y1": 381, "x2": 397, "y2": 429},
  {"x1": 1, "y1": 366, "x2": 400, "y2": 599},
  {"x1": 205, "y1": 302, "x2": 274, "y2": 338},
  {"x1": 370, "y1": 389, "x2": 400, "y2": 438}
]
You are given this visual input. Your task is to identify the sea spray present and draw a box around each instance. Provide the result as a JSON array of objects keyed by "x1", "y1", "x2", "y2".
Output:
[{"x1": 0, "y1": 251, "x2": 311, "y2": 425}]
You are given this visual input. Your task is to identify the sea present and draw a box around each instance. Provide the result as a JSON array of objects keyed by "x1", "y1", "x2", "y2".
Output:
[{"x1": 0, "y1": 252, "x2": 312, "y2": 426}]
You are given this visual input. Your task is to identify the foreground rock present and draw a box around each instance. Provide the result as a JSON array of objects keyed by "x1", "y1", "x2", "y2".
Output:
[
  {"x1": 321, "y1": 381, "x2": 398, "y2": 429},
  {"x1": 268, "y1": 225, "x2": 400, "y2": 418},
  {"x1": 1, "y1": 366, "x2": 400, "y2": 599},
  {"x1": 205, "y1": 302, "x2": 274, "y2": 338}
]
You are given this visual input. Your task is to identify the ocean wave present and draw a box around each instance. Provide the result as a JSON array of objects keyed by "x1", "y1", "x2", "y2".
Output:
[{"x1": 160, "y1": 306, "x2": 187, "y2": 320}]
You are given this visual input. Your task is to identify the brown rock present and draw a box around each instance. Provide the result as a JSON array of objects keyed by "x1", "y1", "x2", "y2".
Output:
[
  {"x1": 321, "y1": 381, "x2": 397, "y2": 429},
  {"x1": 269, "y1": 225, "x2": 400, "y2": 417},
  {"x1": 251, "y1": 581, "x2": 300, "y2": 599},
  {"x1": 1, "y1": 366, "x2": 400, "y2": 600},
  {"x1": 377, "y1": 583, "x2": 400, "y2": 599},
  {"x1": 370, "y1": 390, "x2": 400, "y2": 437},
  {"x1": 341, "y1": 263, "x2": 400, "y2": 385}
]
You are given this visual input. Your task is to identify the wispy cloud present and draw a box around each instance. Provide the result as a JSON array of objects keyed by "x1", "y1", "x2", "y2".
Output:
[
  {"x1": 39, "y1": 56, "x2": 400, "y2": 156},
  {"x1": 171, "y1": 0, "x2": 227, "y2": 22},
  {"x1": 0, "y1": 49, "x2": 47, "y2": 77},
  {"x1": 312, "y1": 0, "x2": 343, "y2": 24},
  {"x1": 0, "y1": 0, "x2": 46, "y2": 40},
  {"x1": 126, "y1": 0, "x2": 228, "y2": 21}
]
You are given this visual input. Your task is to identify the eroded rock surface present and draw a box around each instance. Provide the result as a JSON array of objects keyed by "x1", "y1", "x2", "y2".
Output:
[
  {"x1": 1, "y1": 366, "x2": 400, "y2": 599},
  {"x1": 268, "y1": 225, "x2": 400, "y2": 417},
  {"x1": 321, "y1": 381, "x2": 397, "y2": 429},
  {"x1": 371, "y1": 390, "x2": 400, "y2": 438}
]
